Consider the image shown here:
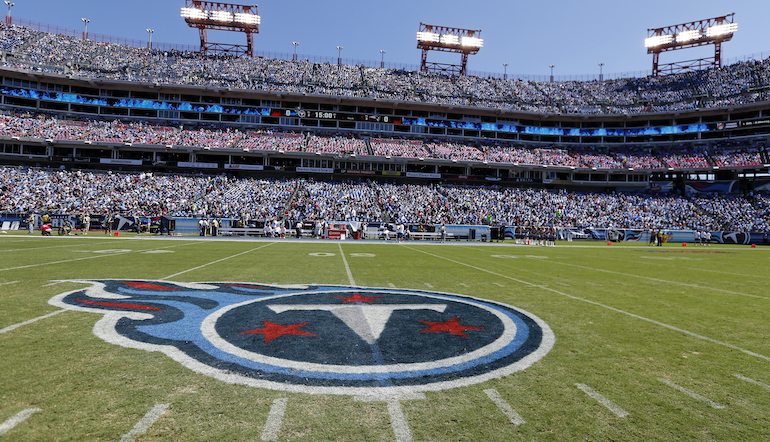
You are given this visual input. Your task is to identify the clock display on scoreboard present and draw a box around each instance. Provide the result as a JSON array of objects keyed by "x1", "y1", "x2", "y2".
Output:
[{"x1": 285, "y1": 109, "x2": 402, "y2": 124}]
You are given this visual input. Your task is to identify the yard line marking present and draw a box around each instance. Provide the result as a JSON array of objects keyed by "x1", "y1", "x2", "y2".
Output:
[
  {"x1": 0, "y1": 281, "x2": 19, "y2": 286},
  {"x1": 734, "y1": 374, "x2": 770, "y2": 390},
  {"x1": 118, "y1": 403, "x2": 170, "y2": 442},
  {"x1": 260, "y1": 398, "x2": 288, "y2": 441},
  {"x1": 493, "y1": 283, "x2": 505, "y2": 287},
  {"x1": 459, "y1": 283, "x2": 469, "y2": 287},
  {"x1": 539, "y1": 258, "x2": 770, "y2": 301},
  {"x1": 424, "y1": 283, "x2": 434, "y2": 288},
  {"x1": 484, "y1": 388, "x2": 525, "y2": 425},
  {"x1": 555, "y1": 282, "x2": 570, "y2": 287},
  {"x1": 0, "y1": 243, "x2": 193, "y2": 273},
  {"x1": 0, "y1": 408, "x2": 40, "y2": 436},
  {"x1": 338, "y1": 243, "x2": 356, "y2": 286},
  {"x1": 585, "y1": 282, "x2": 603, "y2": 286},
  {"x1": 404, "y1": 246, "x2": 770, "y2": 362},
  {"x1": 388, "y1": 283, "x2": 397, "y2": 288},
  {"x1": 41, "y1": 280, "x2": 67, "y2": 287},
  {"x1": 2, "y1": 240, "x2": 115, "y2": 253},
  {"x1": 575, "y1": 383, "x2": 629, "y2": 418},
  {"x1": 160, "y1": 243, "x2": 276, "y2": 281},
  {"x1": 387, "y1": 400, "x2": 413, "y2": 442},
  {"x1": 657, "y1": 378, "x2": 725, "y2": 409},
  {"x1": 0, "y1": 310, "x2": 65, "y2": 334}
]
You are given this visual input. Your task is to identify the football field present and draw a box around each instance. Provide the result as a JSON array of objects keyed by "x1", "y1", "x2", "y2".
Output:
[{"x1": 1, "y1": 234, "x2": 769, "y2": 441}]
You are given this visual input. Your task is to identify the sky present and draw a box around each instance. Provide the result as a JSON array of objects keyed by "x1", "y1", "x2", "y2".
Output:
[{"x1": 10, "y1": 1, "x2": 770, "y2": 80}]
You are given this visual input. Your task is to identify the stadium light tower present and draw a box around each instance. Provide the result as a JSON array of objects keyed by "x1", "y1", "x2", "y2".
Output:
[
  {"x1": 181, "y1": 1, "x2": 260, "y2": 57},
  {"x1": 81, "y1": 18, "x2": 90, "y2": 40},
  {"x1": 503, "y1": 62, "x2": 508, "y2": 80},
  {"x1": 598, "y1": 62, "x2": 604, "y2": 81},
  {"x1": 549, "y1": 64, "x2": 555, "y2": 82},
  {"x1": 645, "y1": 13, "x2": 737, "y2": 76},
  {"x1": 380, "y1": 49, "x2": 386, "y2": 68},
  {"x1": 416, "y1": 23, "x2": 483, "y2": 76},
  {"x1": 336, "y1": 46, "x2": 343, "y2": 65},
  {"x1": 4, "y1": 1, "x2": 13, "y2": 25},
  {"x1": 292, "y1": 41, "x2": 299, "y2": 61},
  {"x1": 146, "y1": 29, "x2": 154, "y2": 49}
]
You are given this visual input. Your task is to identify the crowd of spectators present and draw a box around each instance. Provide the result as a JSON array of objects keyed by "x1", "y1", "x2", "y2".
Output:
[
  {"x1": 4, "y1": 165, "x2": 770, "y2": 232},
  {"x1": 2, "y1": 23, "x2": 770, "y2": 116}
]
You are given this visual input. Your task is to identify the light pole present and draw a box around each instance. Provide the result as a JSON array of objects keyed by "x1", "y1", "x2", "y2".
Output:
[
  {"x1": 4, "y1": 1, "x2": 13, "y2": 25},
  {"x1": 336, "y1": 46, "x2": 343, "y2": 66},
  {"x1": 81, "y1": 17, "x2": 90, "y2": 40},
  {"x1": 379, "y1": 49, "x2": 386, "y2": 68},
  {"x1": 598, "y1": 62, "x2": 604, "y2": 81},
  {"x1": 292, "y1": 41, "x2": 299, "y2": 61},
  {"x1": 146, "y1": 29, "x2": 154, "y2": 49},
  {"x1": 503, "y1": 62, "x2": 508, "y2": 80},
  {"x1": 549, "y1": 64, "x2": 555, "y2": 82}
]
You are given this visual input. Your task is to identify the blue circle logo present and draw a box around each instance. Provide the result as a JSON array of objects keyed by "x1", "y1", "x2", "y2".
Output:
[{"x1": 51, "y1": 281, "x2": 554, "y2": 395}]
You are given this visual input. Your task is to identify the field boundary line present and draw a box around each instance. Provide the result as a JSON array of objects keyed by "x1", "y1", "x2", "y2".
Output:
[
  {"x1": 404, "y1": 246, "x2": 770, "y2": 362},
  {"x1": 119, "y1": 403, "x2": 170, "y2": 442},
  {"x1": 575, "y1": 383, "x2": 629, "y2": 418},
  {"x1": 734, "y1": 374, "x2": 770, "y2": 390},
  {"x1": 484, "y1": 388, "x2": 525, "y2": 425},
  {"x1": 657, "y1": 378, "x2": 725, "y2": 409},
  {"x1": 338, "y1": 243, "x2": 356, "y2": 286},
  {"x1": 0, "y1": 310, "x2": 65, "y2": 334},
  {"x1": 0, "y1": 407, "x2": 40, "y2": 436},
  {"x1": 160, "y1": 243, "x2": 276, "y2": 281},
  {"x1": 0, "y1": 242, "x2": 194, "y2": 273},
  {"x1": 260, "y1": 398, "x2": 288, "y2": 441}
]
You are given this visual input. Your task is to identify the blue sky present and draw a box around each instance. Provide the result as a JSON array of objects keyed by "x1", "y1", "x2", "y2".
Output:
[{"x1": 11, "y1": 1, "x2": 770, "y2": 79}]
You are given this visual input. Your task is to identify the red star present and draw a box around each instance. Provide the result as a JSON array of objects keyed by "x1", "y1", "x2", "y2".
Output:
[
  {"x1": 333, "y1": 293, "x2": 381, "y2": 303},
  {"x1": 238, "y1": 321, "x2": 317, "y2": 343},
  {"x1": 418, "y1": 317, "x2": 485, "y2": 338}
]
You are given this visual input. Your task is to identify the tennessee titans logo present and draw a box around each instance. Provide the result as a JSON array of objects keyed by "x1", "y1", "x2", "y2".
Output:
[{"x1": 49, "y1": 280, "x2": 554, "y2": 395}]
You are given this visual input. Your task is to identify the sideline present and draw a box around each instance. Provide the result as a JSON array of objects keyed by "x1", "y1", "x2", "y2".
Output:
[{"x1": 403, "y1": 245, "x2": 770, "y2": 362}]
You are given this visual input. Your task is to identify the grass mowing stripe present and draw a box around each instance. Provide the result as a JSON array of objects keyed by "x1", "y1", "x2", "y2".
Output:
[
  {"x1": 575, "y1": 383, "x2": 629, "y2": 418},
  {"x1": 159, "y1": 242, "x2": 277, "y2": 281},
  {"x1": 532, "y1": 256, "x2": 770, "y2": 301},
  {"x1": 0, "y1": 242, "x2": 194, "y2": 273},
  {"x1": 483, "y1": 388, "x2": 526, "y2": 425},
  {"x1": 338, "y1": 243, "x2": 356, "y2": 286},
  {"x1": 733, "y1": 374, "x2": 770, "y2": 390},
  {"x1": 0, "y1": 310, "x2": 65, "y2": 334},
  {"x1": 0, "y1": 408, "x2": 40, "y2": 436},
  {"x1": 657, "y1": 378, "x2": 725, "y2": 409},
  {"x1": 404, "y1": 245, "x2": 770, "y2": 362},
  {"x1": 118, "y1": 403, "x2": 170, "y2": 442},
  {"x1": 260, "y1": 398, "x2": 288, "y2": 442}
]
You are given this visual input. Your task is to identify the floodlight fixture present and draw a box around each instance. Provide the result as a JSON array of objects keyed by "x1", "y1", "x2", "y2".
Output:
[
  {"x1": 416, "y1": 23, "x2": 483, "y2": 76},
  {"x1": 646, "y1": 13, "x2": 737, "y2": 76},
  {"x1": 181, "y1": 1, "x2": 260, "y2": 57},
  {"x1": 81, "y1": 17, "x2": 90, "y2": 40},
  {"x1": 292, "y1": 41, "x2": 299, "y2": 60},
  {"x1": 4, "y1": 1, "x2": 13, "y2": 25},
  {"x1": 380, "y1": 49, "x2": 386, "y2": 68}
]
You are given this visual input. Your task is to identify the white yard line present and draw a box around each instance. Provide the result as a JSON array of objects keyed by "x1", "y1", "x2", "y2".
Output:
[
  {"x1": 1, "y1": 240, "x2": 115, "y2": 253},
  {"x1": 0, "y1": 408, "x2": 40, "y2": 436},
  {"x1": 160, "y1": 243, "x2": 276, "y2": 281},
  {"x1": 657, "y1": 378, "x2": 725, "y2": 409},
  {"x1": 387, "y1": 400, "x2": 413, "y2": 442},
  {"x1": 424, "y1": 283, "x2": 434, "y2": 288},
  {"x1": 575, "y1": 384, "x2": 629, "y2": 418},
  {"x1": 733, "y1": 374, "x2": 770, "y2": 390},
  {"x1": 484, "y1": 389, "x2": 525, "y2": 425},
  {"x1": 338, "y1": 243, "x2": 356, "y2": 286},
  {"x1": 119, "y1": 403, "x2": 170, "y2": 442},
  {"x1": 493, "y1": 282, "x2": 505, "y2": 287},
  {"x1": 260, "y1": 398, "x2": 288, "y2": 441},
  {"x1": 0, "y1": 310, "x2": 65, "y2": 335},
  {"x1": 404, "y1": 246, "x2": 770, "y2": 362},
  {"x1": 0, "y1": 243, "x2": 192, "y2": 273},
  {"x1": 388, "y1": 283, "x2": 397, "y2": 288},
  {"x1": 0, "y1": 281, "x2": 19, "y2": 286}
]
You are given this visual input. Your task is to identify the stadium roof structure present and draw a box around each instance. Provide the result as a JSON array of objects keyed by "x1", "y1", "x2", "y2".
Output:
[
  {"x1": 645, "y1": 13, "x2": 737, "y2": 76},
  {"x1": 181, "y1": 0, "x2": 260, "y2": 57},
  {"x1": 416, "y1": 23, "x2": 483, "y2": 77}
]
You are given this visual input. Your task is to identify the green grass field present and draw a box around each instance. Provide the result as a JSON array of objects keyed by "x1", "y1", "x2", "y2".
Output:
[{"x1": 1, "y1": 234, "x2": 769, "y2": 441}]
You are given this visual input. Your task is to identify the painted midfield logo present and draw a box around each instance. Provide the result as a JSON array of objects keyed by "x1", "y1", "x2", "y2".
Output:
[{"x1": 50, "y1": 281, "x2": 554, "y2": 395}]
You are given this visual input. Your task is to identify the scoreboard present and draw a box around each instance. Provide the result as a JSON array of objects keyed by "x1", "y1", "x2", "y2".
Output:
[{"x1": 274, "y1": 109, "x2": 402, "y2": 125}]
